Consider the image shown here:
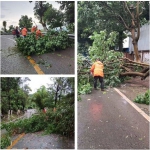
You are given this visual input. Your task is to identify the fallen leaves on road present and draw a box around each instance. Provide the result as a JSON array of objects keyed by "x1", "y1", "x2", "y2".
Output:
[
  {"x1": 103, "y1": 92, "x2": 106, "y2": 94},
  {"x1": 126, "y1": 135, "x2": 128, "y2": 138},
  {"x1": 139, "y1": 138, "x2": 143, "y2": 140}
]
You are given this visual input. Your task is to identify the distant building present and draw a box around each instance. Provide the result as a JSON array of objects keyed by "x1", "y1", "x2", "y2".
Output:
[{"x1": 123, "y1": 24, "x2": 150, "y2": 63}]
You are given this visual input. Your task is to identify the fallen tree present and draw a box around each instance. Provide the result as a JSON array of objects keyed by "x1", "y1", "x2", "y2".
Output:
[{"x1": 78, "y1": 30, "x2": 149, "y2": 94}]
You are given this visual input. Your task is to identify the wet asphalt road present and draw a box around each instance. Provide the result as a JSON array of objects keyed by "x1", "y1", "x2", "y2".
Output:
[
  {"x1": 5, "y1": 109, "x2": 74, "y2": 149},
  {"x1": 1, "y1": 35, "x2": 74, "y2": 74},
  {"x1": 11, "y1": 132, "x2": 74, "y2": 149},
  {"x1": 1, "y1": 35, "x2": 36, "y2": 74},
  {"x1": 78, "y1": 88, "x2": 149, "y2": 149}
]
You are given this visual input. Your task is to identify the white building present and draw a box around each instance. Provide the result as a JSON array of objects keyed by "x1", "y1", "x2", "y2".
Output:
[{"x1": 123, "y1": 24, "x2": 150, "y2": 63}]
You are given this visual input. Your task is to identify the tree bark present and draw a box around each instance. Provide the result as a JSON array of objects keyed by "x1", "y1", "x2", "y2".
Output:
[
  {"x1": 118, "y1": 31, "x2": 123, "y2": 51},
  {"x1": 130, "y1": 5, "x2": 141, "y2": 63}
]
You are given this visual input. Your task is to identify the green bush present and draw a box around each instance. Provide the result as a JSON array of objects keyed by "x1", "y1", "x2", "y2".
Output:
[
  {"x1": 0, "y1": 133, "x2": 11, "y2": 149},
  {"x1": 16, "y1": 31, "x2": 73, "y2": 56},
  {"x1": 134, "y1": 90, "x2": 150, "y2": 105}
]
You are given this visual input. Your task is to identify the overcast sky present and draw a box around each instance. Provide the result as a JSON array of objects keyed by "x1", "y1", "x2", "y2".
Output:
[
  {"x1": 0, "y1": 1, "x2": 60, "y2": 30},
  {"x1": 25, "y1": 76, "x2": 53, "y2": 94}
]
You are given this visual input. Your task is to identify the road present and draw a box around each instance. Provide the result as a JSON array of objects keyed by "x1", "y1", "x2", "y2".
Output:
[
  {"x1": 1, "y1": 35, "x2": 74, "y2": 74},
  {"x1": 3, "y1": 109, "x2": 74, "y2": 149},
  {"x1": 78, "y1": 88, "x2": 149, "y2": 149},
  {"x1": 10, "y1": 132, "x2": 74, "y2": 149}
]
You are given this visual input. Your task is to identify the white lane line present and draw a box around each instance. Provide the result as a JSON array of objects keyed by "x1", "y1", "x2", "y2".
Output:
[{"x1": 114, "y1": 88, "x2": 150, "y2": 122}]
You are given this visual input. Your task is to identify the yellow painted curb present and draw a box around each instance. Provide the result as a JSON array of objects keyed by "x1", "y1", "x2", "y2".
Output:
[
  {"x1": 27, "y1": 56, "x2": 44, "y2": 74},
  {"x1": 114, "y1": 88, "x2": 150, "y2": 122},
  {"x1": 7, "y1": 133, "x2": 25, "y2": 149}
]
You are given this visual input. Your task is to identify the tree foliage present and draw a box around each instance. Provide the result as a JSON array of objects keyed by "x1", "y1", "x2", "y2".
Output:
[
  {"x1": 32, "y1": 85, "x2": 50, "y2": 109},
  {"x1": 44, "y1": 6, "x2": 64, "y2": 29},
  {"x1": 19, "y1": 15, "x2": 33, "y2": 30},
  {"x1": 57, "y1": 1, "x2": 75, "y2": 32},
  {"x1": 16, "y1": 30, "x2": 73, "y2": 56},
  {"x1": 1, "y1": 77, "x2": 75, "y2": 143},
  {"x1": 33, "y1": 1, "x2": 50, "y2": 30},
  {"x1": 78, "y1": 30, "x2": 149, "y2": 95},
  {"x1": 78, "y1": 1, "x2": 149, "y2": 62},
  {"x1": 1, "y1": 77, "x2": 30, "y2": 114},
  {"x1": 2, "y1": 21, "x2": 7, "y2": 32},
  {"x1": 57, "y1": 1, "x2": 74, "y2": 24},
  {"x1": 8, "y1": 25, "x2": 14, "y2": 32}
]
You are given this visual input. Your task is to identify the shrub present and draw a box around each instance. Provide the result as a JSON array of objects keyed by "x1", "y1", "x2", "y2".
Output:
[
  {"x1": 134, "y1": 90, "x2": 150, "y2": 105},
  {"x1": 0, "y1": 133, "x2": 11, "y2": 149}
]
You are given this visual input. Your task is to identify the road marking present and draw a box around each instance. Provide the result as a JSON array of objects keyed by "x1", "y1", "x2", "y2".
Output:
[
  {"x1": 7, "y1": 133, "x2": 25, "y2": 149},
  {"x1": 114, "y1": 88, "x2": 150, "y2": 122},
  {"x1": 27, "y1": 56, "x2": 44, "y2": 74},
  {"x1": 2, "y1": 36, "x2": 45, "y2": 74}
]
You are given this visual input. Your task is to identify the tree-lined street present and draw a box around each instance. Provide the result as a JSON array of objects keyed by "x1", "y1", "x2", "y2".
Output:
[{"x1": 1, "y1": 77, "x2": 74, "y2": 149}]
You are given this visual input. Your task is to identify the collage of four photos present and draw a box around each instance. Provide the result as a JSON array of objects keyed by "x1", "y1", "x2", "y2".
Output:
[{"x1": 0, "y1": 1, "x2": 150, "y2": 149}]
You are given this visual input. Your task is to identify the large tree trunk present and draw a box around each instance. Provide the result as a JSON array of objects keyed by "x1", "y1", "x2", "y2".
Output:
[
  {"x1": 131, "y1": 28, "x2": 140, "y2": 62},
  {"x1": 118, "y1": 31, "x2": 123, "y2": 51}
]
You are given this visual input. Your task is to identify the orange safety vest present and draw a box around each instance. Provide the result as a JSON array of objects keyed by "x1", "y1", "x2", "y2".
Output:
[
  {"x1": 21, "y1": 28, "x2": 27, "y2": 36},
  {"x1": 31, "y1": 27, "x2": 37, "y2": 33},
  {"x1": 90, "y1": 61, "x2": 104, "y2": 77},
  {"x1": 36, "y1": 30, "x2": 42, "y2": 39}
]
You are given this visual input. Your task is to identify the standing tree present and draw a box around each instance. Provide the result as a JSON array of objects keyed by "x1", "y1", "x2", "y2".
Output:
[
  {"x1": 19, "y1": 15, "x2": 33, "y2": 30},
  {"x1": 2, "y1": 21, "x2": 7, "y2": 32},
  {"x1": 33, "y1": 1, "x2": 50, "y2": 31},
  {"x1": 99, "y1": 1, "x2": 146, "y2": 62},
  {"x1": 57, "y1": 1, "x2": 75, "y2": 32},
  {"x1": 32, "y1": 85, "x2": 49, "y2": 109},
  {"x1": 78, "y1": 1, "x2": 149, "y2": 62},
  {"x1": 1, "y1": 77, "x2": 21, "y2": 114},
  {"x1": 44, "y1": 6, "x2": 64, "y2": 30},
  {"x1": 8, "y1": 25, "x2": 14, "y2": 32}
]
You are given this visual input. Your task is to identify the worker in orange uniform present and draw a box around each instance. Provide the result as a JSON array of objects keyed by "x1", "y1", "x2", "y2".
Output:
[
  {"x1": 90, "y1": 58, "x2": 105, "y2": 91},
  {"x1": 21, "y1": 26, "x2": 27, "y2": 38},
  {"x1": 31, "y1": 26, "x2": 37, "y2": 33},
  {"x1": 36, "y1": 29, "x2": 43, "y2": 39}
]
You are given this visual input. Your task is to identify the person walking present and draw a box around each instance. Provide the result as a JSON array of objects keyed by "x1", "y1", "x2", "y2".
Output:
[
  {"x1": 15, "y1": 26, "x2": 20, "y2": 38},
  {"x1": 21, "y1": 26, "x2": 27, "y2": 38},
  {"x1": 90, "y1": 58, "x2": 105, "y2": 91}
]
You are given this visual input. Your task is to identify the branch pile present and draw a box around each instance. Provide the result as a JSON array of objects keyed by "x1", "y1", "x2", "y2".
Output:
[{"x1": 78, "y1": 53, "x2": 149, "y2": 93}]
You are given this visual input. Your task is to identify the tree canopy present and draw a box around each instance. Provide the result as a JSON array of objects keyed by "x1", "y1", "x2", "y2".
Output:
[
  {"x1": 2, "y1": 21, "x2": 7, "y2": 32},
  {"x1": 19, "y1": 15, "x2": 33, "y2": 30},
  {"x1": 78, "y1": 1, "x2": 149, "y2": 61}
]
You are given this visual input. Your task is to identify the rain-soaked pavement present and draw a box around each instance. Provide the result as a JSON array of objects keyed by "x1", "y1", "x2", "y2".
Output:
[
  {"x1": 11, "y1": 132, "x2": 74, "y2": 149},
  {"x1": 1, "y1": 35, "x2": 74, "y2": 74},
  {"x1": 78, "y1": 88, "x2": 149, "y2": 149},
  {"x1": 4, "y1": 109, "x2": 74, "y2": 149}
]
